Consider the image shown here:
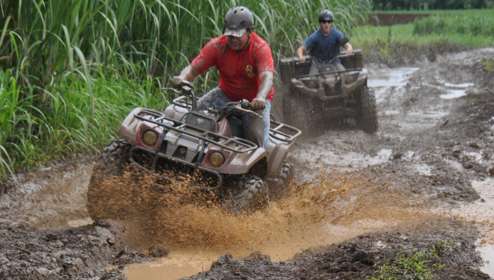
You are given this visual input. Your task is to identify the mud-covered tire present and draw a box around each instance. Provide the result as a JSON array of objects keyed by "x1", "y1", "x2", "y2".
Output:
[
  {"x1": 86, "y1": 140, "x2": 131, "y2": 221},
  {"x1": 280, "y1": 162, "x2": 294, "y2": 186},
  {"x1": 269, "y1": 162, "x2": 294, "y2": 200},
  {"x1": 223, "y1": 175, "x2": 269, "y2": 213},
  {"x1": 358, "y1": 86, "x2": 378, "y2": 134}
]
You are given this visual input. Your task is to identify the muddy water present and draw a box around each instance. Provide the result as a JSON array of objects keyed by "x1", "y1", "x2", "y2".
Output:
[
  {"x1": 291, "y1": 66, "x2": 424, "y2": 182},
  {"x1": 125, "y1": 177, "x2": 431, "y2": 280},
  {"x1": 445, "y1": 179, "x2": 494, "y2": 277},
  {"x1": 479, "y1": 245, "x2": 494, "y2": 277},
  {"x1": 0, "y1": 162, "x2": 93, "y2": 228}
]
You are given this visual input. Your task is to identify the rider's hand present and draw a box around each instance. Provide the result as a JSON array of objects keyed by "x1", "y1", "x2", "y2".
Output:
[
  {"x1": 250, "y1": 98, "x2": 266, "y2": 111},
  {"x1": 170, "y1": 76, "x2": 184, "y2": 87},
  {"x1": 298, "y1": 56, "x2": 306, "y2": 63}
]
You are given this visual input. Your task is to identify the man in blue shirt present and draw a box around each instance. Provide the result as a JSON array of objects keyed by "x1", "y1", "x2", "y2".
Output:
[{"x1": 297, "y1": 10, "x2": 353, "y2": 74}]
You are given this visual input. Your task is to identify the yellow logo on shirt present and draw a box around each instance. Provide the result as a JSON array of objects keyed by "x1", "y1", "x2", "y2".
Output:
[{"x1": 245, "y1": 64, "x2": 255, "y2": 78}]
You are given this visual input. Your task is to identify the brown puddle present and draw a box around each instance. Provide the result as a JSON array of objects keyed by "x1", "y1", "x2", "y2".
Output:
[
  {"x1": 117, "y1": 172, "x2": 434, "y2": 280},
  {"x1": 0, "y1": 163, "x2": 93, "y2": 229}
]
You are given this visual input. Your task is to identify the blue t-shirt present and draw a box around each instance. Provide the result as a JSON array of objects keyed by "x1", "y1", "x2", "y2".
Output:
[{"x1": 304, "y1": 27, "x2": 347, "y2": 63}]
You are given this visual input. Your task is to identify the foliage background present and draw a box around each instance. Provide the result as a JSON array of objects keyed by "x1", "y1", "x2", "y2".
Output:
[
  {"x1": 0, "y1": 0, "x2": 371, "y2": 178},
  {"x1": 372, "y1": 0, "x2": 494, "y2": 10}
]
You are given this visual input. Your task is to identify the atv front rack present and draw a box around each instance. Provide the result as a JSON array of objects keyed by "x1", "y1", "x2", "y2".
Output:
[
  {"x1": 172, "y1": 95, "x2": 193, "y2": 110},
  {"x1": 129, "y1": 146, "x2": 224, "y2": 188},
  {"x1": 296, "y1": 68, "x2": 363, "y2": 79},
  {"x1": 135, "y1": 109, "x2": 258, "y2": 154}
]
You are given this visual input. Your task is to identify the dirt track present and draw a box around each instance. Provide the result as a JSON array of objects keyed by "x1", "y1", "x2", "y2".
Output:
[{"x1": 1, "y1": 48, "x2": 494, "y2": 279}]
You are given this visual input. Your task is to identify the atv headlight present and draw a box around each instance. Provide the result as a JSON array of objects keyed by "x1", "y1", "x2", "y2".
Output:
[
  {"x1": 142, "y1": 129, "x2": 158, "y2": 146},
  {"x1": 209, "y1": 151, "x2": 225, "y2": 167}
]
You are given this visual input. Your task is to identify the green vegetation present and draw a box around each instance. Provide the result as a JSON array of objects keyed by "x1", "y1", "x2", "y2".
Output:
[
  {"x1": 0, "y1": 69, "x2": 166, "y2": 178},
  {"x1": 369, "y1": 242, "x2": 450, "y2": 280},
  {"x1": 372, "y1": 0, "x2": 494, "y2": 10},
  {"x1": 414, "y1": 10, "x2": 494, "y2": 37},
  {"x1": 353, "y1": 9, "x2": 494, "y2": 53},
  {"x1": 0, "y1": 0, "x2": 371, "y2": 178}
]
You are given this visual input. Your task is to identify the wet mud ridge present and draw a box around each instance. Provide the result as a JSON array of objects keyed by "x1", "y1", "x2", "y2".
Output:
[
  {"x1": 0, "y1": 48, "x2": 494, "y2": 279},
  {"x1": 187, "y1": 222, "x2": 487, "y2": 280},
  {"x1": 0, "y1": 222, "x2": 150, "y2": 280}
]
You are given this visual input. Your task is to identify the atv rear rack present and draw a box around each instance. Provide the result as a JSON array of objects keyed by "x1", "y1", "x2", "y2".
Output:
[
  {"x1": 135, "y1": 109, "x2": 258, "y2": 154},
  {"x1": 269, "y1": 120, "x2": 301, "y2": 142}
]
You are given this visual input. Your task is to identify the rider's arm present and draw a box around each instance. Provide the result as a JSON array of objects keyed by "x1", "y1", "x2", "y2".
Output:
[
  {"x1": 338, "y1": 32, "x2": 352, "y2": 55},
  {"x1": 255, "y1": 71, "x2": 274, "y2": 101},
  {"x1": 251, "y1": 70, "x2": 273, "y2": 110},
  {"x1": 343, "y1": 42, "x2": 353, "y2": 54},
  {"x1": 173, "y1": 38, "x2": 219, "y2": 84},
  {"x1": 297, "y1": 46, "x2": 306, "y2": 60},
  {"x1": 251, "y1": 43, "x2": 275, "y2": 110},
  {"x1": 298, "y1": 32, "x2": 317, "y2": 62},
  {"x1": 176, "y1": 65, "x2": 199, "y2": 82}
]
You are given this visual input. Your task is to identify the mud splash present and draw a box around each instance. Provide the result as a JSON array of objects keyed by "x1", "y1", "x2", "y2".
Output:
[{"x1": 117, "y1": 170, "x2": 434, "y2": 280}]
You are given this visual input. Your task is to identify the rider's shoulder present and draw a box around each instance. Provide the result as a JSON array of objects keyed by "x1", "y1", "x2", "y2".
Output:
[
  {"x1": 250, "y1": 32, "x2": 270, "y2": 51},
  {"x1": 331, "y1": 27, "x2": 344, "y2": 37},
  {"x1": 308, "y1": 29, "x2": 321, "y2": 39},
  {"x1": 204, "y1": 36, "x2": 228, "y2": 52}
]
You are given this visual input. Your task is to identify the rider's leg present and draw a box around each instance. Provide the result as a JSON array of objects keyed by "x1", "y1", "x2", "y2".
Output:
[
  {"x1": 243, "y1": 101, "x2": 271, "y2": 148},
  {"x1": 335, "y1": 62, "x2": 345, "y2": 71},
  {"x1": 197, "y1": 87, "x2": 230, "y2": 111},
  {"x1": 310, "y1": 60, "x2": 345, "y2": 75},
  {"x1": 262, "y1": 102, "x2": 272, "y2": 148},
  {"x1": 309, "y1": 61, "x2": 320, "y2": 75}
]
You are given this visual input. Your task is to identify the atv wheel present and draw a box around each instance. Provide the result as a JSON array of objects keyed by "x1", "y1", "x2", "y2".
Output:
[
  {"x1": 87, "y1": 139, "x2": 131, "y2": 221},
  {"x1": 269, "y1": 162, "x2": 294, "y2": 199},
  {"x1": 357, "y1": 86, "x2": 378, "y2": 134},
  {"x1": 280, "y1": 162, "x2": 294, "y2": 184},
  {"x1": 223, "y1": 175, "x2": 269, "y2": 213}
]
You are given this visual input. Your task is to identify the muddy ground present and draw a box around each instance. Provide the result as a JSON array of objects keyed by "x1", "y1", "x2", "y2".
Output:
[{"x1": 0, "y1": 48, "x2": 493, "y2": 280}]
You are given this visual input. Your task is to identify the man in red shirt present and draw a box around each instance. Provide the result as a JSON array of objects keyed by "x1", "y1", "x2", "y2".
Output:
[{"x1": 172, "y1": 6, "x2": 275, "y2": 148}]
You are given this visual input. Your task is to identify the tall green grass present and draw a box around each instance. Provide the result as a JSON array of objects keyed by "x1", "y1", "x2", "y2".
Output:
[
  {"x1": 413, "y1": 10, "x2": 494, "y2": 37},
  {"x1": 0, "y1": 69, "x2": 167, "y2": 178},
  {"x1": 0, "y1": 1, "x2": 371, "y2": 178},
  {"x1": 353, "y1": 9, "x2": 494, "y2": 58},
  {"x1": 1, "y1": 0, "x2": 371, "y2": 88}
]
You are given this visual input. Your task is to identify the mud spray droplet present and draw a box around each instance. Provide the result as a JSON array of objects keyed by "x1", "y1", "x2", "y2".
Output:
[{"x1": 88, "y1": 168, "x2": 434, "y2": 280}]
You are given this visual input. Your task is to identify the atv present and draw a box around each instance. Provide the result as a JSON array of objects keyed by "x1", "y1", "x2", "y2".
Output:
[
  {"x1": 277, "y1": 50, "x2": 378, "y2": 137},
  {"x1": 87, "y1": 81, "x2": 301, "y2": 219}
]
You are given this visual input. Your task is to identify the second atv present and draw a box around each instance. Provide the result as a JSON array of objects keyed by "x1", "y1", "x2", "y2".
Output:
[
  {"x1": 87, "y1": 81, "x2": 301, "y2": 219},
  {"x1": 277, "y1": 50, "x2": 378, "y2": 137}
]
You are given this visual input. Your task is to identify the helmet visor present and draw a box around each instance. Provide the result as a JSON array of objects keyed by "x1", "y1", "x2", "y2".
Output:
[{"x1": 224, "y1": 28, "x2": 247, "y2": 37}]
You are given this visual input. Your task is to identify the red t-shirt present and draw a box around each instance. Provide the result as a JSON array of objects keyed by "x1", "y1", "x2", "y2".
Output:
[{"x1": 190, "y1": 32, "x2": 275, "y2": 101}]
